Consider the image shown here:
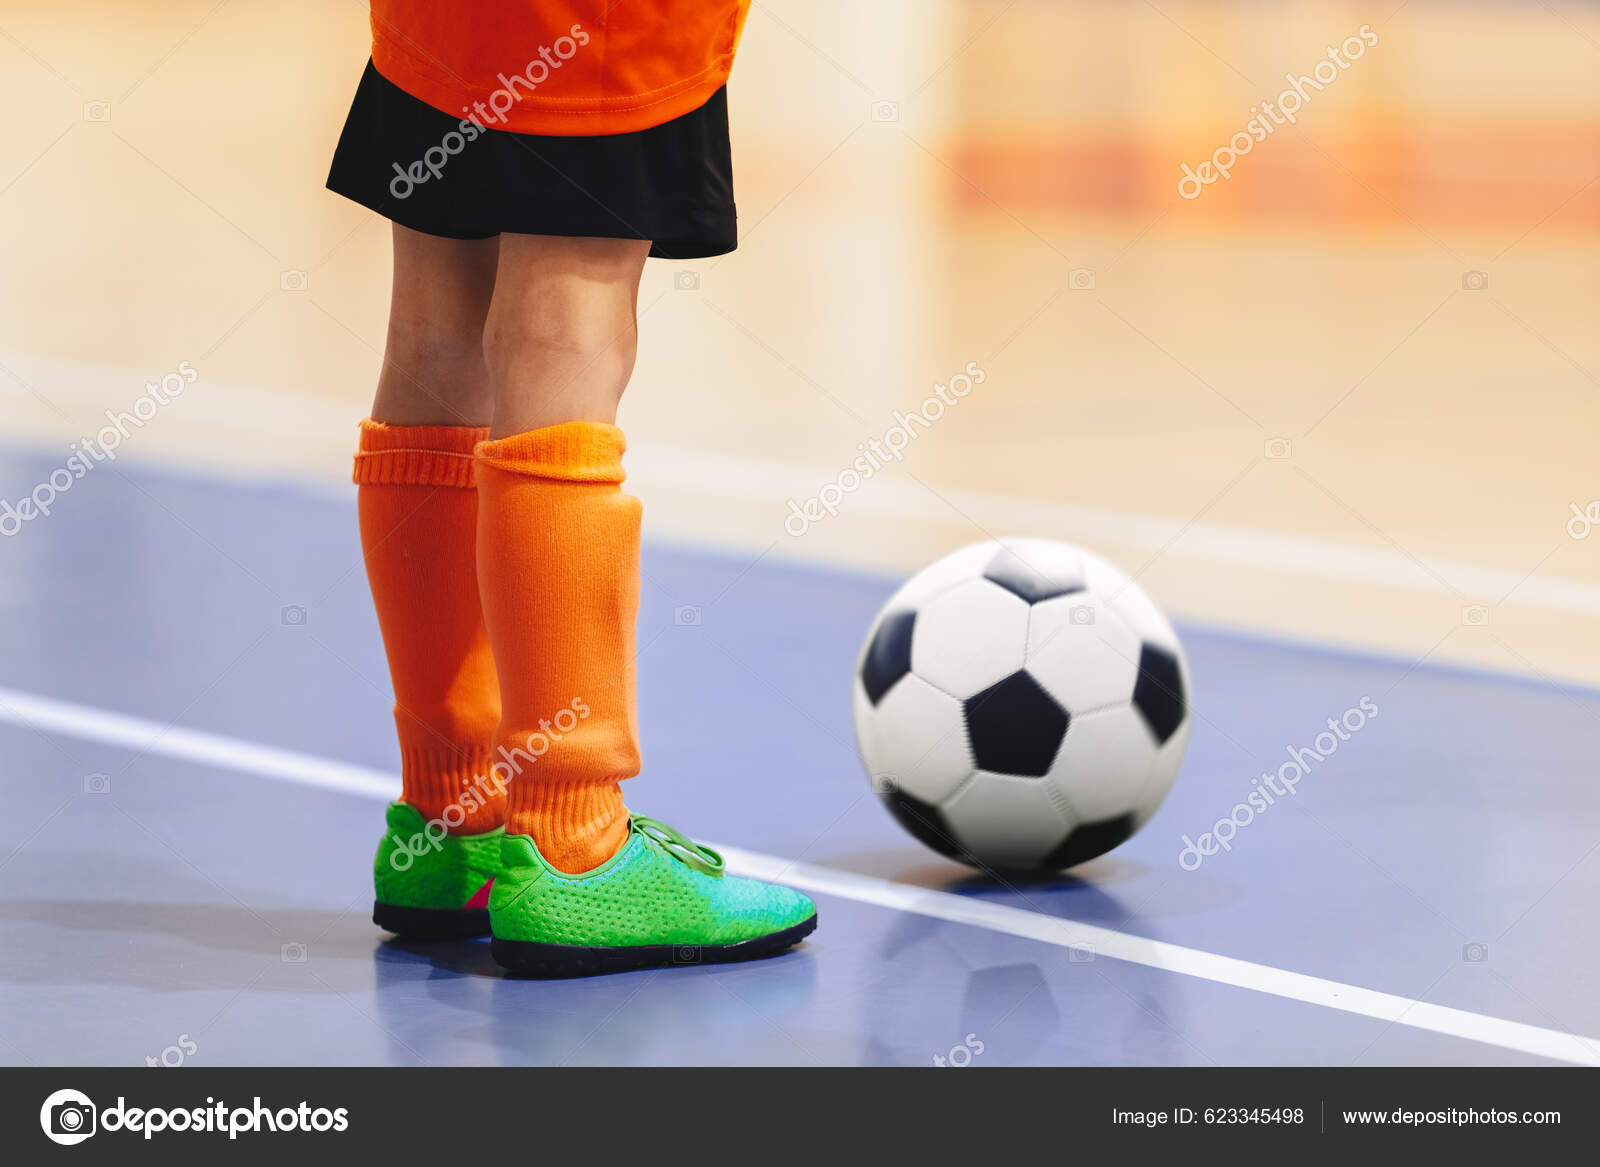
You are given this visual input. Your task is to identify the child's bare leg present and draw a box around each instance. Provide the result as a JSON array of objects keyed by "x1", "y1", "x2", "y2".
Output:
[
  {"x1": 372, "y1": 224, "x2": 500, "y2": 426},
  {"x1": 482, "y1": 234, "x2": 650, "y2": 434}
]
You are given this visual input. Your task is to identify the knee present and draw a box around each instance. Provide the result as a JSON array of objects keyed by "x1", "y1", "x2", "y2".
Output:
[
  {"x1": 377, "y1": 314, "x2": 495, "y2": 424},
  {"x1": 482, "y1": 301, "x2": 638, "y2": 389}
]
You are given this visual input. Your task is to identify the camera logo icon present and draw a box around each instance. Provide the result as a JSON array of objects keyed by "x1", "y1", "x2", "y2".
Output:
[
  {"x1": 1461, "y1": 270, "x2": 1488, "y2": 291},
  {"x1": 83, "y1": 101, "x2": 111, "y2": 122},
  {"x1": 1462, "y1": 942, "x2": 1489, "y2": 962},
  {"x1": 1264, "y1": 437, "x2": 1292, "y2": 460},
  {"x1": 40, "y1": 1088, "x2": 97, "y2": 1145},
  {"x1": 280, "y1": 270, "x2": 308, "y2": 292},
  {"x1": 1068, "y1": 604, "x2": 1095, "y2": 626},
  {"x1": 281, "y1": 605, "x2": 307, "y2": 627},
  {"x1": 1069, "y1": 268, "x2": 1096, "y2": 291},
  {"x1": 673, "y1": 605, "x2": 702, "y2": 627},
  {"x1": 673, "y1": 945, "x2": 702, "y2": 964},
  {"x1": 674, "y1": 270, "x2": 700, "y2": 292},
  {"x1": 1461, "y1": 604, "x2": 1489, "y2": 627},
  {"x1": 870, "y1": 100, "x2": 899, "y2": 123}
]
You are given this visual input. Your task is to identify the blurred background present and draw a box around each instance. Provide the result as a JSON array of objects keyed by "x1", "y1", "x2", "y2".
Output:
[{"x1": 1, "y1": 0, "x2": 1597, "y2": 685}]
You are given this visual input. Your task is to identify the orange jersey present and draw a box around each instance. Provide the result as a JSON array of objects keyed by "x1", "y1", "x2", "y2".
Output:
[{"x1": 369, "y1": 1, "x2": 750, "y2": 137}]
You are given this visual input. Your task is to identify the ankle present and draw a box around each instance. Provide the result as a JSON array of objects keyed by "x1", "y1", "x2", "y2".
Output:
[
  {"x1": 506, "y1": 779, "x2": 628, "y2": 874},
  {"x1": 400, "y1": 744, "x2": 505, "y2": 833}
]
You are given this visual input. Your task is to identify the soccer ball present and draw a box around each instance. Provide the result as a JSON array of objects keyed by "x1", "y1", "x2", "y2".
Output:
[{"x1": 851, "y1": 538, "x2": 1190, "y2": 873}]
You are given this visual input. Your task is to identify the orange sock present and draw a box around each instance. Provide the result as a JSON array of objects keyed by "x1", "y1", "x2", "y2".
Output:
[
  {"x1": 355, "y1": 420, "x2": 503, "y2": 833},
  {"x1": 474, "y1": 422, "x2": 640, "y2": 873}
]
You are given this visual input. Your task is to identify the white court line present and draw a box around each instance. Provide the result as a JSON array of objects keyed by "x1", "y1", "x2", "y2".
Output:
[
  {"x1": 3, "y1": 683, "x2": 1598, "y2": 1067},
  {"x1": 0, "y1": 686, "x2": 396, "y2": 801}
]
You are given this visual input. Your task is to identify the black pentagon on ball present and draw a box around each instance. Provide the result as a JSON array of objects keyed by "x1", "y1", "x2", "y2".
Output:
[
  {"x1": 981, "y1": 547, "x2": 1085, "y2": 604},
  {"x1": 1132, "y1": 643, "x2": 1186, "y2": 744},
  {"x1": 963, "y1": 670, "x2": 1070, "y2": 777},
  {"x1": 860, "y1": 609, "x2": 916, "y2": 705},
  {"x1": 879, "y1": 786, "x2": 964, "y2": 859},
  {"x1": 1038, "y1": 812, "x2": 1136, "y2": 870}
]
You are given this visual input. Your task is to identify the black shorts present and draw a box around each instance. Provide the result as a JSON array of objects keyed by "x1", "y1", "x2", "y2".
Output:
[{"x1": 325, "y1": 61, "x2": 736, "y2": 259}]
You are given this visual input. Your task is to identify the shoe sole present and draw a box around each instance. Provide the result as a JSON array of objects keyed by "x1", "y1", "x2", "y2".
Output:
[
  {"x1": 373, "y1": 901, "x2": 490, "y2": 940},
  {"x1": 490, "y1": 912, "x2": 818, "y2": 977}
]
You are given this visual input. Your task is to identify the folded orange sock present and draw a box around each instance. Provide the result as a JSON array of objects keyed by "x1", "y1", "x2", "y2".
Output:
[
  {"x1": 355, "y1": 420, "x2": 503, "y2": 833},
  {"x1": 475, "y1": 422, "x2": 641, "y2": 874}
]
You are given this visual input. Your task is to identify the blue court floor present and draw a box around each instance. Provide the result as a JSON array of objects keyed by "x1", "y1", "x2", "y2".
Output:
[{"x1": 1, "y1": 447, "x2": 1597, "y2": 1066}]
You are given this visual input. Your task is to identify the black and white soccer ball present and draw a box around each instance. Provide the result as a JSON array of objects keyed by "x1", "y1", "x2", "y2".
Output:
[{"x1": 852, "y1": 538, "x2": 1190, "y2": 873}]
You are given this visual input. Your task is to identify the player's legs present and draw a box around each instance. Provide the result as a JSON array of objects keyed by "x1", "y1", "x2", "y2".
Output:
[
  {"x1": 475, "y1": 234, "x2": 649, "y2": 876},
  {"x1": 482, "y1": 233, "x2": 651, "y2": 434},
  {"x1": 472, "y1": 235, "x2": 815, "y2": 973},
  {"x1": 363, "y1": 227, "x2": 505, "y2": 939},
  {"x1": 372, "y1": 224, "x2": 499, "y2": 426}
]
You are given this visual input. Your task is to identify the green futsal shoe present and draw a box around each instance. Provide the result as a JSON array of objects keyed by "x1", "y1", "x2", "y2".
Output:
[
  {"x1": 489, "y1": 816, "x2": 818, "y2": 976},
  {"x1": 373, "y1": 802, "x2": 504, "y2": 940}
]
